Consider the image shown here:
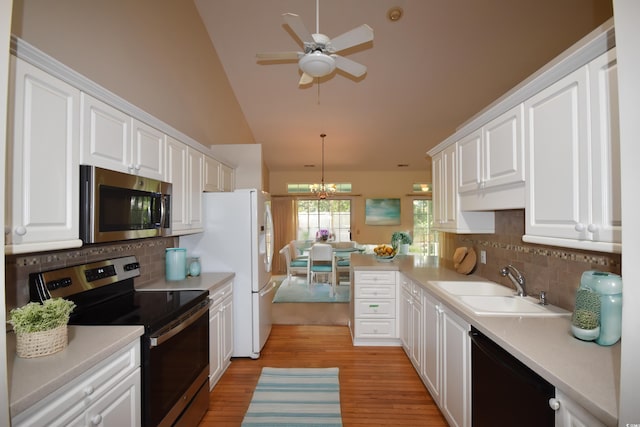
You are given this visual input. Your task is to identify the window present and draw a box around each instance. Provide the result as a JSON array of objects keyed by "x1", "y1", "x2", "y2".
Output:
[
  {"x1": 297, "y1": 199, "x2": 352, "y2": 242},
  {"x1": 413, "y1": 199, "x2": 438, "y2": 258}
]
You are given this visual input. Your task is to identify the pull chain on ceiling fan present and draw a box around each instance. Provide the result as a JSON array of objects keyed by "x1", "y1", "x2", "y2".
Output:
[{"x1": 256, "y1": 0, "x2": 374, "y2": 86}]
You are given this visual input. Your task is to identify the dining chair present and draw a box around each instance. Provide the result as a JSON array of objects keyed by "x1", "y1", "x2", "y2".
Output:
[{"x1": 307, "y1": 243, "x2": 337, "y2": 296}]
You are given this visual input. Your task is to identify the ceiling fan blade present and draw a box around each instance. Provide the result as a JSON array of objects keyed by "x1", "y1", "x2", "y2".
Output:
[
  {"x1": 256, "y1": 51, "x2": 302, "y2": 61},
  {"x1": 332, "y1": 55, "x2": 367, "y2": 78},
  {"x1": 299, "y1": 72, "x2": 314, "y2": 86},
  {"x1": 328, "y1": 24, "x2": 374, "y2": 52},
  {"x1": 283, "y1": 13, "x2": 314, "y2": 45}
]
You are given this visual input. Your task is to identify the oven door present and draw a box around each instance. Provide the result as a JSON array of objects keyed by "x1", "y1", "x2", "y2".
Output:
[{"x1": 144, "y1": 301, "x2": 209, "y2": 427}]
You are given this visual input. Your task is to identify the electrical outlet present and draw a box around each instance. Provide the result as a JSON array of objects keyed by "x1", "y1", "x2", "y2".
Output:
[{"x1": 480, "y1": 250, "x2": 487, "y2": 264}]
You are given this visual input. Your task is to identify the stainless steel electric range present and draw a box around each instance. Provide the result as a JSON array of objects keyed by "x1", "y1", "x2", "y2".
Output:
[{"x1": 29, "y1": 256, "x2": 210, "y2": 427}]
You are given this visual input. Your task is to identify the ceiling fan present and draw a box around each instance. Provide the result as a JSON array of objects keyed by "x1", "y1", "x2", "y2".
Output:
[{"x1": 256, "y1": 0, "x2": 374, "y2": 86}]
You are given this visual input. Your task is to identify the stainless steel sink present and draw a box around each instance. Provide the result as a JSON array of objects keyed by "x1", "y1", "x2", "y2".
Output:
[
  {"x1": 432, "y1": 281, "x2": 514, "y2": 296},
  {"x1": 456, "y1": 295, "x2": 570, "y2": 317}
]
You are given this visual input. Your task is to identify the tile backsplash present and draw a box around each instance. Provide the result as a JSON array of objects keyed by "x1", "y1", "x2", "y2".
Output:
[
  {"x1": 4, "y1": 237, "x2": 179, "y2": 314},
  {"x1": 439, "y1": 209, "x2": 621, "y2": 311}
]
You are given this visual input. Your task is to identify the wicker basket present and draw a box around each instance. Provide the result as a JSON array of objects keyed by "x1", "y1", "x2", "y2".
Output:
[{"x1": 16, "y1": 324, "x2": 68, "y2": 358}]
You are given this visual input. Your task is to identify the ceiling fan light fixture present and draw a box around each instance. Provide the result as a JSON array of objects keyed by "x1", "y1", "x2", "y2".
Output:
[{"x1": 299, "y1": 52, "x2": 336, "y2": 77}]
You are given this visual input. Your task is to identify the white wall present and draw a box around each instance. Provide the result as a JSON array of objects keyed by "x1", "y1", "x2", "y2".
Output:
[
  {"x1": 612, "y1": 1, "x2": 640, "y2": 425},
  {"x1": 0, "y1": 0, "x2": 12, "y2": 423}
]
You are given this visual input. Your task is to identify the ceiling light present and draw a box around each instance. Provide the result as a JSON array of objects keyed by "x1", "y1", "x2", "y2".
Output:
[
  {"x1": 299, "y1": 52, "x2": 336, "y2": 77},
  {"x1": 310, "y1": 133, "x2": 337, "y2": 199}
]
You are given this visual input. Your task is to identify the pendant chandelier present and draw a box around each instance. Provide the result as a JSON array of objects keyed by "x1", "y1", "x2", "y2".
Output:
[{"x1": 310, "y1": 133, "x2": 336, "y2": 199}]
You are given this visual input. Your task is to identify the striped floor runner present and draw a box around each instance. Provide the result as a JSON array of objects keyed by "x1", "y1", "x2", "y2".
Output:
[{"x1": 241, "y1": 367, "x2": 342, "y2": 426}]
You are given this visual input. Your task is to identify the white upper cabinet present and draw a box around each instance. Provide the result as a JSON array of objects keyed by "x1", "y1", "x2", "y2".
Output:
[
  {"x1": 81, "y1": 94, "x2": 165, "y2": 181},
  {"x1": 204, "y1": 155, "x2": 234, "y2": 192},
  {"x1": 432, "y1": 144, "x2": 495, "y2": 234},
  {"x1": 219, "y1": 163, "x2": 234, "y2": 192},
  {"x1": 165, "y1": 136, "x2": 203, "y2": 234},
  {"x1": 131, "y1": 119, "x2": 165, "y2": 180},
  {"x1": 523, "y1": 49, "x2": 621, "y2": 253},
  {"x1": 204, "y1": 156, "x2": 221, "y2": 192},
  {"x1": 5, "y1": 56, "x2": 82, "y2": 254},
  {"x1": 187, "y1": 146, "x2": 204, "y2": 230},
  {"x1": 458, "y1": 104, "x2": 525, "y2": 210},
  {"x1": 80, "y1": 93, "x2": 131, "y2": 171}
]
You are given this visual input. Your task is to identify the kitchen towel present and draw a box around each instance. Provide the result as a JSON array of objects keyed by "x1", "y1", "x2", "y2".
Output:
[{"x1": 241, "y1": 367, "x2": 342, "y2": 426}]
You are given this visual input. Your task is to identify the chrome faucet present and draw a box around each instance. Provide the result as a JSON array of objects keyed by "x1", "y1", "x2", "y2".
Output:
[{"x1": 500, "y1": 265, "x2": 526, "y2": 296}]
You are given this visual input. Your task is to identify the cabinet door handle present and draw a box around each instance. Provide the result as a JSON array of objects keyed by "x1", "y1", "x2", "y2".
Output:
[
  {"x1": 548, "y1": 397, "x2": 560, "y2": 411},
  {"x1": 15, "y1": 226, "x2": 27, "y2": 236},
  {"x1": 587, "y1": 223, "x2": 598, "y2": 233},
  {"x1": 574, "y1": 223, "x2": 585, "y2": 232},
  {"x1": 90, "y1": 414, "x2": 102, "y2": 425},
  {"x1": 84, "y1": 385, "x2": 94, "y2": 396}
]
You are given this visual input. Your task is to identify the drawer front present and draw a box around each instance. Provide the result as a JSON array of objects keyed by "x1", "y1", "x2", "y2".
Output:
[
  {"x1": 355, "y1": 299, "x2": 396, "y2": 318},
  {"x1": 209, "y1": 280, "x2": 233, "y2": 305},
  {"x1": 355, "y1": 319, "x2": 397, "y2": 338},
  {"x1": 355, "y1": 283, "x2": 396, "y2": 299},
  {"x1": 355, "y1": 270, "x2": 397, "y2": 284}
]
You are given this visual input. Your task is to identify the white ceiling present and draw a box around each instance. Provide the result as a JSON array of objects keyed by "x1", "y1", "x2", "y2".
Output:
[{"x1": 195, "y1": 0, "x2": 611, "y2": 172}]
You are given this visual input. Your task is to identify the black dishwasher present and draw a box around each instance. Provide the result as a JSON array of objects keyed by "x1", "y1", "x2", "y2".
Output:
[{"x1": 469, "y1": 327, "x2": 555, "y2": 427}]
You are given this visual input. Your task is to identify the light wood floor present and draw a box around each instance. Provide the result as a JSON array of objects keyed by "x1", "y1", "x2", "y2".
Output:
[{"x1": 198, "y1": 325, "x2": 448, "y2": 426}]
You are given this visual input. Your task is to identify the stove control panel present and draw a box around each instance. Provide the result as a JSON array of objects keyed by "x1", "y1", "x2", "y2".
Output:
[
  {"x1": 29, "y1": 256, "x2": 141, "y2": 302},
  {"x1": 84, "y1": 265, "x2": 116, "y2": 282}
]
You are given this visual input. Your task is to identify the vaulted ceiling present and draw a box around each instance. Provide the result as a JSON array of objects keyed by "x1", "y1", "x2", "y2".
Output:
[{"x1": 195, "y1": 0, "x2": 612, "y2": 172}]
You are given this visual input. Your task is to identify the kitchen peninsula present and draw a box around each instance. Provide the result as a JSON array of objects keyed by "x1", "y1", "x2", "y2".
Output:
[{"x1": 350, "y1": 253, "x2": 618, "y2": 426}]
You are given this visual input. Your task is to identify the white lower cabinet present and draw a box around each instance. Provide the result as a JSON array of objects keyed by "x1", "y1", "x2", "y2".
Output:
[
  {"x1": 12, "y1": 340, "x2": 141, "y2": 427},
  {"x1": 551, "y1": 389, "x2": 606, "y2": 427},
  {"x1": 400, "y1": 274, "x2": 423, "y2": 372},
  {"x1": 422, "y1": 291, "x2": 471, "y2": 427},
  {"x1": 351, "y1": 270, "x2": 400, "y2": 346},
  {"x1": 209, "y1": 280, "x2": 234, "y2": 389}
]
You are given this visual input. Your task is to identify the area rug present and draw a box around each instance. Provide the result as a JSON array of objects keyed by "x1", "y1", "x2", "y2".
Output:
[
  {"x1": 241, "y1": 367, "x2": 342, "y2": 426},
  {"x1": 272, "y1": 276, "x2": 350, "y2": 303}
]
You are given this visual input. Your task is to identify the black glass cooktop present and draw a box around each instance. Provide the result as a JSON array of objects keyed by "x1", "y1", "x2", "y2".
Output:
[{"x1": 68, "y1": 287, "x2": 208, "y2": 333}]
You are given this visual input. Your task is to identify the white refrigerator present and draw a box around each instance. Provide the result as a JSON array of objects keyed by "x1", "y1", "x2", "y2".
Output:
[{"x1": 180, "y1": 189, "x2": 275, "y2": 359}]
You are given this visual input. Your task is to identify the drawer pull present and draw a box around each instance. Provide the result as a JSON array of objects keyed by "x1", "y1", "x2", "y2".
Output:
[
  {"x1": 84, "y1": 385, "x2": 94, "y2": 396},
  {"x1": 369, "y1": 304, "x2": 379, "y2": 308}
]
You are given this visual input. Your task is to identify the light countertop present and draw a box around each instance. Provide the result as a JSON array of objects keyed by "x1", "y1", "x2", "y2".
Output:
[
  {"x1": 7, "y1": 325, "x2": 144, "y2": 416},
  {"x1": 351, "y1": 253, "x2": 619, "y2": 426},
  {"x1": 135, "y1": 272, "x2": 235, "y2": 293}
]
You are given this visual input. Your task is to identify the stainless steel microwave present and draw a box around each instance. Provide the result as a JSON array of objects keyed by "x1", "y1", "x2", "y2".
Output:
[{"x1": 80, "y1": 165, "x2": 171, "y2": 244}]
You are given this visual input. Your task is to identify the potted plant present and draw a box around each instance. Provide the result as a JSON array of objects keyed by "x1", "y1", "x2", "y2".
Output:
[
  {"x1": 316, "y1": 228, "x2": 333, "y2": 242},
  {"x1": 391, "y1": 231, "x2": 412, "y2": 254},
  {"x1": 9, "y1": 298, "x2": 76, "y2": 358}
]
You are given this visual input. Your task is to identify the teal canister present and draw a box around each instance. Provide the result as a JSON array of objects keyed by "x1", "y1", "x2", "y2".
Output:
[
  {"x1": 587, "y1": 271, "x2": 623, "y2": 346},
  {"x1": 166, "y1": 248, "x2": 187, "y2": 281},
  {"x1": 189, "y1": 257, "x2": 201, "y2": 277}
]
